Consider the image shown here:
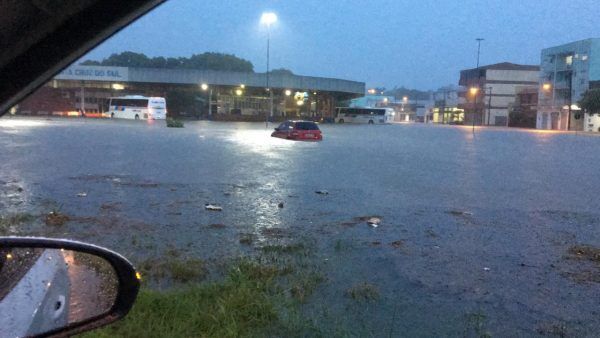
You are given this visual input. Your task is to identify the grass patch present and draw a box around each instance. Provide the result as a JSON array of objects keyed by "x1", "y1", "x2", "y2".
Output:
[
  {"x1": 260, "y1": 242, "x2": 307, "y2": 255},
  {"x1": 166, "y1": 118, "x2": 184, "y2": 128},
  {"x1": 464, "y1": 312, "x2": 492, "y2": 338},
  {"x1": 345, "y1": 282, "x2": 380, "y2": 301},
  {"x1": 84, "y1": 240, "x2": 327, "y2": 337},
  {"x1": 83, "y1": 263, "x2": 277, "y2": 337},
  {"x1": 44, "y1": 210, "x2": 70, "y2": 226},
  {"x1": 290, "y1": 271, "x2": 326, "y2": 303},
  {"x1": 0, "y1": 213, "x2": 35, "y2": 231},
  {"x1": 138, "y1": 257, "x2": 206, "y2": 283}
]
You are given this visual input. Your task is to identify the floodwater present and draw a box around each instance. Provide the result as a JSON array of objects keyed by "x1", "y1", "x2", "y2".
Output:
[{"x1": 1, "y1": 117, "x2": 599, "y2": 336}]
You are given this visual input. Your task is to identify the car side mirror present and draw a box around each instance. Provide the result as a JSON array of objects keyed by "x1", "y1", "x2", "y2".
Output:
[{"x1": 0, "y1": 237, "x2": 140, "y2": 337}]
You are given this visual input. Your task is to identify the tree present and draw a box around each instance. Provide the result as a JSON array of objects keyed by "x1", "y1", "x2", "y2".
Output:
[
  {"x1": 579, "y1": 88, "x2": 600, "y2": 115},
  {"x1": 79, "y1": 51, "x2": 255, "y2": 72},
  {"x1": 270, "y1": 68, "x2": 294, "y2": 76}
]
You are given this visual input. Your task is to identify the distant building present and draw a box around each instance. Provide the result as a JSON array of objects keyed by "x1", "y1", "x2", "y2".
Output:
[
  {"x1": 537, "y1": 38, "x2": 600, "y2": 131},
  {"x1": 509, "y1": 86, "x2": 538, "y2": 128},
  {"x1": 349, "y1": 95, "x2": 427, "y2": 122},
  {"x1": 429, "y1": 85, "x2": 466, "y2": 124},
  {"x1": 459, "y1": 62, "x2": 540, "y2": 126},
  {"x1": 349, "y1": 95, "x2": 394, "y2": 108},
  {"x1": 16, "y1": 65, "x2": 364, "y2": 120}
]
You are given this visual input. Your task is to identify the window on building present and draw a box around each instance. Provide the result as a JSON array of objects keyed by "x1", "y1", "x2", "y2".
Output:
[
  {"x1": 565, "y1": 55, "x2": 573, "y2": 66},
  {"x1": 582, "y1": 54, "x2": 588, "y2": 61}
]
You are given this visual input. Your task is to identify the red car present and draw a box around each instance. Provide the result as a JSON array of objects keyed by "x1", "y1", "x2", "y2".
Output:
[{"x1": 271, "y1": 120, "x2": 323, "y2": 141}]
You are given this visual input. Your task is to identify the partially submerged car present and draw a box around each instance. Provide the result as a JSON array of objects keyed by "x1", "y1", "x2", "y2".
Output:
[{"x1": 271, "y1": 120, "x2": 323, "y2": 141}]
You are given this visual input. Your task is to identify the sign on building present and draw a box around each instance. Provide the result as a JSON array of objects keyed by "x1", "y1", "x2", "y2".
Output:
[{"x1": 55, "y1": 66, "x2": 129, "y2": 82}]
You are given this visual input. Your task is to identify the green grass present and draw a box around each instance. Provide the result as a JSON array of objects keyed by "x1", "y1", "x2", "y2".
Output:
[
  {"x1": 345, "y1": 282, "x2": 380, "y2": 301},
  {"x1": 83, "y1": 265, "x2": 276, "y2": 337},
  {"x1": 260, "y1": 242, "x2": 307, "y2": 255},
  {"x1": 81, "y1": 239, "x2": 328, "y2": 338},
  {"x1": 166, "y1": 118, "x2": 184, "y2": 128},
  {"x1": 0, "y1": 213, "x2": 35, "y2": 232},
  {"x1": 138, "y1": 257, "x2": 206, "y2": 283},
  {"x1": 82, "y1": 259, "x2": 299, "y2": 338}
]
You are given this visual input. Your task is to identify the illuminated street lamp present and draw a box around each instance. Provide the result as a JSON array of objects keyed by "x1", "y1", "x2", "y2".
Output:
[
  {"x1": 285, "y1": 89, "x2": 291, "y2": 96},
  {"x1": 261, "y1": 12, "x2": 277, "y2": 126},
  {"x1": 201, "y1": 83, "x2": 212, "y2": 117},
  {"x1": 235, "y1": 88, "x2": 243, "y2": 96}
]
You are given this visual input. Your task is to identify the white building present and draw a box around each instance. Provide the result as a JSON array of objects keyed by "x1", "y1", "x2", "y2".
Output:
[{"x1": 459, "y1": 63, "x2": 540, "y2": 126}]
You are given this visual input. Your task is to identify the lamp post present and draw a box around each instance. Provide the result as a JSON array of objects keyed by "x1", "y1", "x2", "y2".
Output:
[
  {"x1": 486, "y1": 86, "x2": 492, "y2": 126},
  {"x1": 261, "y1": 12, "x2": 277, "y2": 126},
  {"x1": 201, "y1": 83, "x2": 212, "y2": 118},
  {"x1": 470, "y1": 86, "x2": 480, "y2": 133}
]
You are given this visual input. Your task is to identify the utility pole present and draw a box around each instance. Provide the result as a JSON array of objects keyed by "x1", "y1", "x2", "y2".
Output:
[
  {"x1": 567, "y1": 70, "x2": 572, "y2": 131},
  {"x1": 475, "y1": 38, "x2": 484, "y2": 130},
  {"x1": 487, "y1": 86, "x2": 492, "y2": 126}
]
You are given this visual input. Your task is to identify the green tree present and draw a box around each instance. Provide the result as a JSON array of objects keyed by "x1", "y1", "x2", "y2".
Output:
[
  {"x1": 270, "y1": 68, "x2": 294, "y2": 76},
  {"x1": 80, "y1": 51, "x2": 254, "y2": 72},
  {"x1": 579, "y1": 88, "x2": 600, "y2": 115}
]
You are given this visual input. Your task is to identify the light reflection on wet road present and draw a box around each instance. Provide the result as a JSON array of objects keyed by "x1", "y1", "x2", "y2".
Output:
[{"x1": 1, "y1": 117, "x2": 600, "y2": 336}]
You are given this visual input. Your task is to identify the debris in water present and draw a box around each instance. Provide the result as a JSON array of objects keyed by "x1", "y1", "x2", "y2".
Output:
[
  {"x1": 483, "y1": 267, "x2": 491, "y2": 272},
  {"x1": 16, "y1": 187, "x2": 23, "y2": 192},
  {"x1": 390, "y1": 240, "x2": 404, "y2": 248},
  {"x1": 204, "y1": 204, "x2": 223, "y2": 211},
  {"x1": 45, "y1": 211, "x2": 70, "y2": 226},
  {"x1": 367, "y1": 217, "x2": 381, "y2": 227},
  {"x1": 448, "y1": 210, "x2": 473, "y2": 216},
  {"x1": 277, "y1": 202, "x2": 284, "y2": 208},
  {"x1": 315, "y1": 190, "x2": 329, "y2": 195},
  {"x1": 76, "y1": 192, "x2": 87, "y2": 197}
]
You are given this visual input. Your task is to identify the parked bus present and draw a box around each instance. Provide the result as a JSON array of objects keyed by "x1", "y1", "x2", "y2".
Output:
[
  {"x1": 335, "y1": 107, "x2": 395, "y2": 124},
  {"x1": 108, "y1": 95, "x2": 167, "y2": 120}
]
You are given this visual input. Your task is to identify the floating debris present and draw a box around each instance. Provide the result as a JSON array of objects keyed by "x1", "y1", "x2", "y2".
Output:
[
  {"x1": 447, "y1": 210, "x2": 473, "y2": 216},
  {"x1": 277, "y1": 202, "x2": 284, "y2": 208},
  {"x1": 76, "y1": 192, "x2": 87, "y2": 197},
  {"x1": 390, "y1": 240, "x2": 404, "y2": 248},
  {"x1": 367, "y1": 217, "x2": 381, "y2": 227},
  {"x1": 315, "y1": 190, "x2": 329, "y2": 195},
  {"x1": 45, "y1": 211, "x2": 70, "y2": 226},
  {"x1": 483, "y1": 267, "x2": 491, "y2": 272},
  {"x1": 204, "y1": 204, "x2": 223, "y2": 211}
]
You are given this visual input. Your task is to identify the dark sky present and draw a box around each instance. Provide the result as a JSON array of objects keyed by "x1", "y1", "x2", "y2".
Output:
[{"x1": 83, "y1": 0, "x2": 599, "y2": 90}]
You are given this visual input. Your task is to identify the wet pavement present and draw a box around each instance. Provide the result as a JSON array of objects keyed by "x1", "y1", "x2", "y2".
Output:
[{"x1": 1, "y1": 117, "x2": 599, "y2": 336}]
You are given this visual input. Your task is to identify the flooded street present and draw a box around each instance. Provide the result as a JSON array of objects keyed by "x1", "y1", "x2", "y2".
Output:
[{"x1": 1, "y1": 117, "x2": 599, "y2": 336}]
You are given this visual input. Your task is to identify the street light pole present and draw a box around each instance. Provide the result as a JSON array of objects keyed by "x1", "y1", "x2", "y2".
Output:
[
  {"x1": 475, "y1": 38, "x2": 484, "y2": 129},
  {"x1": 208, "y1": 88, "x2": 212, "y2": 117},
  {"x1": 261, "y1": 12, "x2": 277, "y2": 127}
]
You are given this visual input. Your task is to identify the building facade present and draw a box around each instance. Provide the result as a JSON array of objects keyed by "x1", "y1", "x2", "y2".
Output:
[
  {"x1": 537, "y1": 38, "x2": 600, "y2": 131},
  {"x1": 459, "y1": 62, "x2": 540, "y2": 126},
  {"x1": 509, "y1": 86, "x2": 538, "y2": 128},
  {"x1": 430, "y1": 85, "x2": 466, "y2": 124},
  {"x1": 16, "y1": 65, "x2": 365, "y2": 120}
]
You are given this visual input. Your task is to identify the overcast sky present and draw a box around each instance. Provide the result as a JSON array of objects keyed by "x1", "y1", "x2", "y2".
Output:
[{"x1": 83, "y1": 0, "x2": 600, "y2": 90}]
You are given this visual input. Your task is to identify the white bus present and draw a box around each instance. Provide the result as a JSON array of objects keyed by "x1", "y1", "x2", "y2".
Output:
[
  {"x1": 108, "y1": 95, "x2": 167, "y2": 120},
  {"x1": 335, "y1": 107, "x2": 395, "y2": 124}
]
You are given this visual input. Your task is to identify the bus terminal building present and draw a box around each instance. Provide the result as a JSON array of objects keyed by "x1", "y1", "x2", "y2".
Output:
[{"x1": 16, "y1": 65, "x2": 365, "y2": 120}]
